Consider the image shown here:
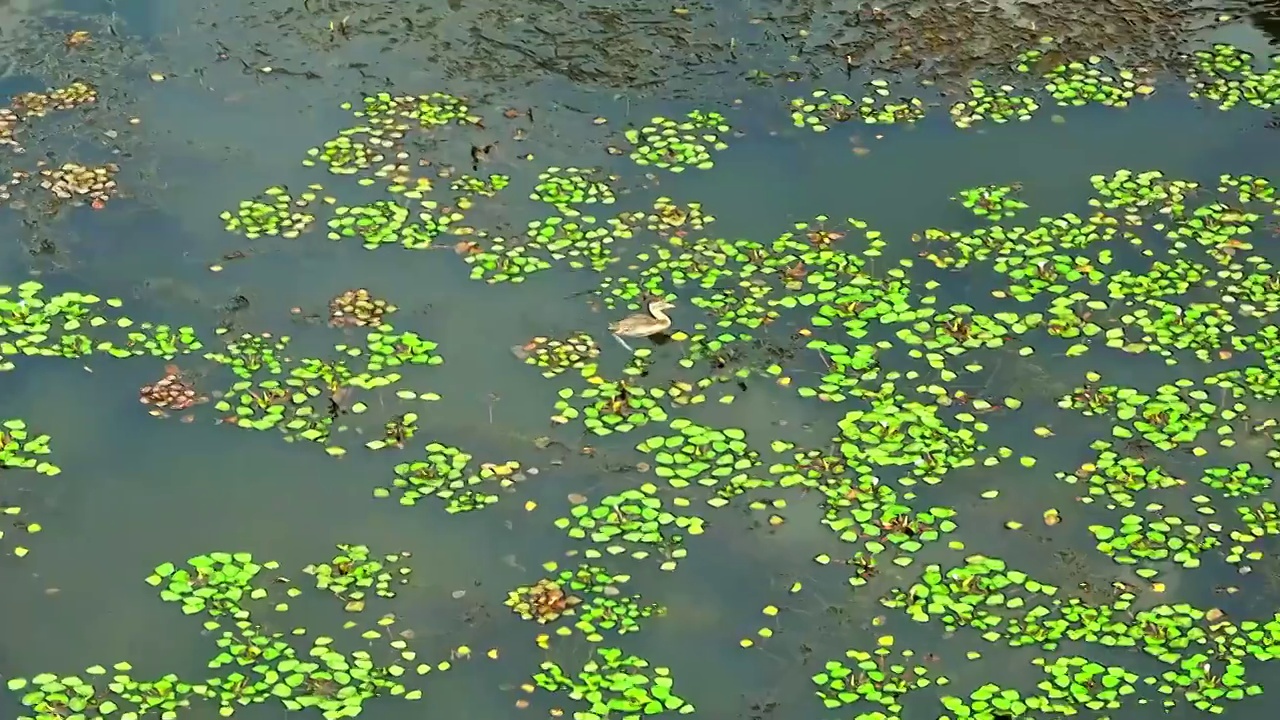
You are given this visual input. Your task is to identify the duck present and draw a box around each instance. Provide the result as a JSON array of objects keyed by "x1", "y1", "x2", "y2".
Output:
[{"x1": 608, "y1": 299, "x2": 675, "y2": 352}]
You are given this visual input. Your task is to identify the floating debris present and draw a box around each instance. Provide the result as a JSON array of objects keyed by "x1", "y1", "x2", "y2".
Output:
[
  {"x1": 10, "y1": 81, "x2": 97, "y2": 118},
  {"x1": 37, "y1": 162, "x2": 118, "y2": 207},
  {"x1": 506, "y1": 578, "x2": 583, "y2": 623},
  {"x1": 327, "y1": 288, "x2": 395, "y2": 328},
  {"x1": 139, "y1": 365, "x2": 206, "y2": 416},
  {"x1": 0, "y1": 108, "x2": 20, "y2": 150}
]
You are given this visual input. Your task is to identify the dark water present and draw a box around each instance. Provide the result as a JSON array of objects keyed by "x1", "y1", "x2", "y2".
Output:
[{"x1": 4, "y1": 1, "x2": 1280, "y2": 720}]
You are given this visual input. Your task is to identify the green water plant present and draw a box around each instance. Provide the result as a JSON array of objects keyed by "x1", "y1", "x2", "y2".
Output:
[
  {"x1": 302, "y1": 544, "x2": 412, "y2": 610},
  {"x1": 553, "y1": 483, "x2": 705, "y2": 570},
  {"x1": 516, "y1": 332, "x2": 601, "y2": 378},
  {"x1": 532, "y1": 647, "x2": 694, "y2": 718},
  {"x1": 9, "y1": 545, "x2": 451, "y2": 720},
  {"x1": 949, "y1": 80, "x2": 1039, "y2": 127},
  {"x1": 953, "y1": 183, "x2": 1028, "y2": 221},
  {"x1": 531, "y1": 167, "x2": 616, "y2": 216},
  {"x1": 0, "y1": 282, "x2": 203, "y2": 370},
  {"x1": 220, "y1": 184, "x2": 328, "y2": 238},
  {"x1": 0, "y1": 419, "x2": 57, "y2": 557},
  {"x1": 375, "y1": 441, "x2": 521, "y2": 511},
  {"x1": 206, "y1": 327, "x2": 441, "y2": 457},
  {"x1": 624, "y1": 111, "x2": 729, "y2": 172},
  {"x1": 634, "y1": 419, "x2": 760, "y2": 497},
  {"x1": 811, "y1": 640, "x2": 940, "y2": 715}
]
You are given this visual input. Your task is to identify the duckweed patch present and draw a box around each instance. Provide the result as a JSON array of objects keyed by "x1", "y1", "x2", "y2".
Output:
[
  {"x1": 515, "y1": 332, "x2": 601, "y2": 378},
  {"x1": 786, "y1": 41, "x2": 1280, "y2": 136},
  {"x1": 0, "y1": 282, "x2": 204, "y2": 370},
  {"x1": 554, "y1": 483, "x2": 705, "y2": 571},
  {"x1": 531, "y1": 647, "x2": 694, "y2": 718},
  {"x1": 788, "y1": 86, "x2": 926, "y2": 131},
  {"x1": 0, "y1": 419, "x2": 58, "y2": 558},
  {"x1": 623, "y1": 111, "x2": 730, "y2": 172},
  {"x1": 207, "y1": 328, "x2": 442, "y2": 457},
  {"x1": 376, "y1": 441, "x2": 522, "y2": 511},
  {"x1": 8, "y1": 547, "x2": 457, "y2": 720},
  {"x1": 531, "y1": 167, "x2": 616, "y2": 216},
  {"x1": 21, "y1": 37, "x2": 1280, "y2": 720}
]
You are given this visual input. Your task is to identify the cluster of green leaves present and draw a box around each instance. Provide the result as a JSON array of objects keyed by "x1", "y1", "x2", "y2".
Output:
[
  {"x1": 7, "y1": 548, "x2": 460, "y2": 719},
  {"x1": 0, "y1": 282, "x2": 202, "y2": 370},
  {"x1": 0, "y1": 419, "x2": 56, "y2": 558},
  {"x1": 879, "y1": 555, "x2": 1276, "y2": 714},
  {"x1": 206, "y1": 328, "x2": 442, "y2": 457},
  {"x1": 532, "y1": 648, "x2": 694, "y2": 718},
  {"x1": 376, "y1": 441, "x2": 521, "y2": 512}
]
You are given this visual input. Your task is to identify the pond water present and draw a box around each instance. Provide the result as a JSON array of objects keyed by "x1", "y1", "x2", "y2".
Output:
[{"x1": 5, "y1": 1, "x2": 1280, "y2": 719}]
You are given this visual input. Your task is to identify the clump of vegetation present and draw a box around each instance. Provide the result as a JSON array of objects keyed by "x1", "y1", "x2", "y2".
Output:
[
  {"x1": 624, "y1": 111, "x2": 730, "y2": 172},
  {"x1": 0, "y1": 419, "x2": 58, "y2": 558},
  {"x1": 7, "y1": 547, "x2": 457, "y2": 719},
  {"x1": 17, "y1": 37, "x2": 1280, "y2": 720}
]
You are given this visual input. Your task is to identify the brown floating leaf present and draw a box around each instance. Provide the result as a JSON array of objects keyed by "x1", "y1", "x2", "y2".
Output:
[
  {"x1": 65, "y1": 31, "x2": 92, "y2": 48},
  {"x1": 453, "y1": 240, "x2": 482, "y2": 255},
  {"x1": 567, "y1": 493, "x2": 588, "y2": 505}
]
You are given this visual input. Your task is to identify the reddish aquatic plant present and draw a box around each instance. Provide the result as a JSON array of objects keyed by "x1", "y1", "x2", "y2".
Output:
[{"x1": 139, "y1": 365, "x2": 207, "y2": 417}]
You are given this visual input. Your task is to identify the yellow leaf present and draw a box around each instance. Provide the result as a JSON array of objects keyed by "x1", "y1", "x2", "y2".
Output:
[{"x1": 524, "y1": 500, "x2": 537, "y2": 512}]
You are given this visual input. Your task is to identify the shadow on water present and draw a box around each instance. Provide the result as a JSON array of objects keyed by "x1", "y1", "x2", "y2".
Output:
[{"x1": 5, "y1": 0, "x2": 1280, "y2": 719}]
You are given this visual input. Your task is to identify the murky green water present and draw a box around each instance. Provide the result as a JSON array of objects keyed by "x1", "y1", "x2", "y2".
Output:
[{"x1": 6, "y1": 1, "x2": 1280, "y2": 719}]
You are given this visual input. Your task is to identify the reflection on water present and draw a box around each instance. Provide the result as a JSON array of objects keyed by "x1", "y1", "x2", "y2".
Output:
[{"x1": 4, "y1": 1, "x2": 1280, "y2": 719}]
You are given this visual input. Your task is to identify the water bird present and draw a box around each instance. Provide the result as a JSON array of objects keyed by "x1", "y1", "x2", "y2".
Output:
[{"x1": 608, "y1": 299, "x2": 676, "y2": 352}]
